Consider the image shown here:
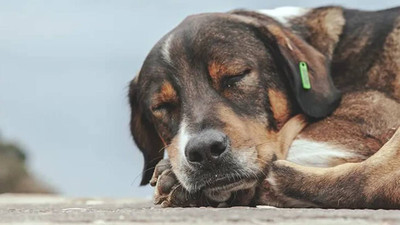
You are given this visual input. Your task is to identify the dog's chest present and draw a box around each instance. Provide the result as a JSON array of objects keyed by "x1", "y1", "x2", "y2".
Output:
[{"x1": 286, "y1": 139, "x2": 361, "y2": 167}]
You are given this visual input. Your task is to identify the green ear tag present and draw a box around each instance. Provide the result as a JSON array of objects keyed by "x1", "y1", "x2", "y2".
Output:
[{"x1": 299, "y1": 62, "x2": 311, "y2": 90}]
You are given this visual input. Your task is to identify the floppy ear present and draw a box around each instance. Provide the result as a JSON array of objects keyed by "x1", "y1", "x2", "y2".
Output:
[
  {"x1": 129, "y1": 76, "x2": 164, "y2": 185},
  {"x1": 233, "y1": 11, "x2": 342, "y2": 118}
]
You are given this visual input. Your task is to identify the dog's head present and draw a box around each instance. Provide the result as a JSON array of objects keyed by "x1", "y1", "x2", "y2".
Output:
[{"x1": 129, "y1": 11, "x2": 341, "y2": 198}]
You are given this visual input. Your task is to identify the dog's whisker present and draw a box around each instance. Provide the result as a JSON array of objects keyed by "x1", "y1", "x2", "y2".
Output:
[
  {"x1": 159, "y1": 144, "x2": 170, "y2": 153},
  {"x1": 131, "y1": 165, "x2": 157, "y2": 185}
]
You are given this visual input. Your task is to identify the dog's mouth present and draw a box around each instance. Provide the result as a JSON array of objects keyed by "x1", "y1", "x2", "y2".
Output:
[
  {"x1": 180, "y1": 154, "x2": 264, "y2": 198},
  {"x1": 204, "y1": 176, "x2": 257, "y2": 192},
  {"x1": 201, "y1": 176, "x2": 258, "y2": 203},
  {"x1": 186, "y1": 171, "x2": 260, "y2": 194}
]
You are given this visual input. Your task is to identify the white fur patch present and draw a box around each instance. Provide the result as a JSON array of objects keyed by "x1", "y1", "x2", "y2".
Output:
[
  {"x1": 178, "y1": 121, "x2": 190, "y2": 159},
  {"x1": 161, "y1": 34, "x2": 173, "y2": 64},
  {"x1": 287, "y1": 139, "x2": 357, "y2": 167},
  {"x1": 257, "y1": 7, "x2": 310, "y2": 25}
]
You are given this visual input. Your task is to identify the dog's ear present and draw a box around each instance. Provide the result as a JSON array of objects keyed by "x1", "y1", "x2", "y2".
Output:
[
  {"x1": 129, "y1": 76, "x2": 164, "y2": 185},
  {"x1": 266, "y1": 24, "x2": 342, "y2": 118},
  {"x1": 232, "y1": 11, "x2": 341, "y2": 118}
]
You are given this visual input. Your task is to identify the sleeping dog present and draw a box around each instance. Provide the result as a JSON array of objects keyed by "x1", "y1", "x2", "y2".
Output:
[{"x1": 129, "y1": 6, "x2": 400, "y2": 208}]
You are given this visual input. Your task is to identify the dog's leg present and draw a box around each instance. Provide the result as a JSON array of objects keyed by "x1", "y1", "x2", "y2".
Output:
[{"x1": 266, "y1": 127, "x2": 400, "y2": 209}]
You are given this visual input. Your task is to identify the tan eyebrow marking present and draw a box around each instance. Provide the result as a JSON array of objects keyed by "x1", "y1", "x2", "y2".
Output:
[
  {"x1": 153, "y1": 82, "x2": 178, "y2": 107},
  {"x1": 208, "y1": 61, "x2": 229, "y2": 81}
]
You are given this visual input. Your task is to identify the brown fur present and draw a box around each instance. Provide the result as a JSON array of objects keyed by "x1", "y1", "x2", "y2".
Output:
[
  {"x1": 208, "y1": 62, "x2": 228, "y2": 88},
  {"x1": 290, "y1": 7, "x2": 345, "y2": 58},
  {"x1": 267, "y1": 122, "x2": 400, "y2": 208},
  {"x1": 297, "y1": 91, "x2": 400, "y2": 159},
  {"x1": 217, "y1": 106, "x2": 269, "y2": 147},
  {"x1": 268, "y1": 89, "x2": 290, "y2": 129},
  {"x1": 154, "y1": 82, "x2": 178, "y2": 106},
  {"x1": 367, "y1": 17, "x2": 400, "y2": 98},
  {"x1": 261, "y1": 7, "x2": 400, "y2": 208}
]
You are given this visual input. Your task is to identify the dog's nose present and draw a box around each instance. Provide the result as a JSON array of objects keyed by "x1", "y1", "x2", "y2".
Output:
[{"x1": 185, "y1": 129, "x2": 229, "y2": 165}]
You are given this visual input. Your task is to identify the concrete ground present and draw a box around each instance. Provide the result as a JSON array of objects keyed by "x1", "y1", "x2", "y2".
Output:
[{"x1": 0, "y1": 194, "x2": 399, "y2": 225}]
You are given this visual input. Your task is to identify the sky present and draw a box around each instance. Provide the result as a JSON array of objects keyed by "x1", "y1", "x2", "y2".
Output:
[{"x1": 0, "y1": 0, "x2": 399, "y2": 198}]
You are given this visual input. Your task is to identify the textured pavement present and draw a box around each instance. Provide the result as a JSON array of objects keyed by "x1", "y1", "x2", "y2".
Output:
[{"x1": 0, "y1": 194, "x2": 399, "y2": 225}]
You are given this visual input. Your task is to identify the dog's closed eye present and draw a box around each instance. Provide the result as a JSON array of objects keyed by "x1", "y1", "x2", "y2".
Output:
[
  {"x1": 151, "y1": 102, "x2": 176, "y2": 112},
  {"x1": 151, "y1": 82, "x2": 178, "y2": 116},
  {"x1": 221, "y1": 69, "x2": 251, "y2": 89}
]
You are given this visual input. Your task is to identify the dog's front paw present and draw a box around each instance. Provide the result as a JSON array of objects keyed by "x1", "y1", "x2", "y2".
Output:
[
  {"x1": 255, "y1": 160, "x2": 293, "y2": 207},
  {"x1": 150, "y1": 159, "x2": 258, "y2": 207},
  {"x1": 267, "y1": 160, "x2": 296, "y2": 191},
  {"x1": 260, "y1": 160, "x2": 318, "y2": 208},
  {"x1": 150, "y1": 159, "x2": 200, "y2": 207}
]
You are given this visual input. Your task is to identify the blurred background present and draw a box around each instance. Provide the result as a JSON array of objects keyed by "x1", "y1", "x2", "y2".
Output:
[{"x1": 1, "y1": 0, "x2": 399, "y2": 198}]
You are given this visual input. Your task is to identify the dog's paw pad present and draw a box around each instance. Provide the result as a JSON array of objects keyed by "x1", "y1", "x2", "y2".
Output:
[
  {"x1": 157, "y1": 169, "x2": 177, "y2": 194},
  {"x1": 154, "y1": 169, "x2": 179, "y2": 205}
]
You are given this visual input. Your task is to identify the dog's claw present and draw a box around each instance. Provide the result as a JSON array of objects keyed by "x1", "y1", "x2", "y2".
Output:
[
  {"x1": 150, "y1": 159, "x2": 171, "y2": 187},
  {"x1": 157, "y1": 170, "x2": 177, "y2": 194}
]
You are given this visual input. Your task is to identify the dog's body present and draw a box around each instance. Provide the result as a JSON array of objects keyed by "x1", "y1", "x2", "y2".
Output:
[
  {"x1": 130, "y1": 6, "x2": 400, "y2": 208},
  {"x1": 265, "y1": 6, "x2": 400, "y2": 164},
  {"x1": 255, "y1": 6, "x2": 400, "y2": 208}
]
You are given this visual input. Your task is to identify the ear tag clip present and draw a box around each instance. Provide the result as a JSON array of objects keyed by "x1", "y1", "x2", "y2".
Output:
[{"x1": 299, "y1": 62, "x2": 311, "y2": 90}]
